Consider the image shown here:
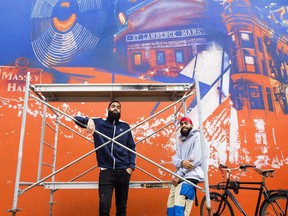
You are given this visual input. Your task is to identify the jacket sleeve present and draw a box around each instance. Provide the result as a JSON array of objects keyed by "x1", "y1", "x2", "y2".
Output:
[
  {"x1": 127, "y1": 129, "x2": 136, "y2": 170},
  {"x1": 74, "y1": 116, "x2": 89, "y2": 128},
  {"x1": 189, "y1": 132, "x2": 203, "y2": 168},
  {"x1": 172, "y1": 147, "x2": 182, "y2": 168},
  {"x1": 172, "y1": 146, "x2": 186, "y2": 177}
]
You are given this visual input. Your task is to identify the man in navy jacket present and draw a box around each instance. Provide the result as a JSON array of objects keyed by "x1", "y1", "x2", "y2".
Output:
[{"x1": 74, "y1": 100, "x2": 136, "y2": 216}]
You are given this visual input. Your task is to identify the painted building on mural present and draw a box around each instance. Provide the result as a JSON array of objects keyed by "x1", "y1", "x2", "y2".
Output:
[
  {"x1": 123, "y1": 27, "x2": 207, "y2": 78},
  {"x1": 222, "y1": 0, "x2": 288, "y2": 167},
  {"x1": 223, "y1": 0, "x2": 288, "y2": 114},
  {"x1": 114, "y1": 0, "x2": 211, "y2": 79}
]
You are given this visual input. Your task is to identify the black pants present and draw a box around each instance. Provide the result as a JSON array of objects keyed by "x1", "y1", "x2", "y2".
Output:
[{"x1": 99, "y1": 169, "x2": 131, "y2": 216}]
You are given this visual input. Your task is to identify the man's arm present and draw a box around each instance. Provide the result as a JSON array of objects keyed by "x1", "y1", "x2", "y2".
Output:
[
  {"x1": 74, "y1": 116, "x2": 95, "y2": 134},
  {"x1": 127, "y1": 128, "x2": 136, "y2": 171},
  {"x1": 189, "y1": 133, "x2": 203, "y2": 167},
  {"x1": 74, "y1": 116, "x2": 89, "y2": 127},
  {"x1": 171, "y1": 147, "x2": 186, "y2": 185},
  {"x1": 172, "y1": 147, "x2": 183, "y2": 169}
]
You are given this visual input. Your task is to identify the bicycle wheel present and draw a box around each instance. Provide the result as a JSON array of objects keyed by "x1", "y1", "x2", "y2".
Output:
[
  {"x1": 260, "y1": 193, "x2": 288, "y2": 216},
  {"x1": 200, "y1": 192, "x2": 234, "y2": 216}
]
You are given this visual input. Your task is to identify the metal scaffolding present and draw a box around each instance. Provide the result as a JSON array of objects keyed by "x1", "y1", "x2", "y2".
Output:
[{"x1": 9, "y1": 72, "x2": 210, "y2": 215}]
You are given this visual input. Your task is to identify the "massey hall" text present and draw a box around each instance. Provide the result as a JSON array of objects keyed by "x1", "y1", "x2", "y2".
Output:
[{"x1": 1, "y1": 71, "x2": 40, "y2": 92}]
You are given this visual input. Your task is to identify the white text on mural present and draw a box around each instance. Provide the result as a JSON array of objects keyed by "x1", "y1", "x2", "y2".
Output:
[
  {"x1": 0, "y1": 70, "x2": 40, "y2": 92},
  {"x1": 126, "y1": 28, "x2": 206, "y2": 42}
]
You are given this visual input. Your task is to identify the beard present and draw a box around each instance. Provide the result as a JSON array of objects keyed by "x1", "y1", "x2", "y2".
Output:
[
  {"x1": 180, "y1": 127, "x2": 192, "y2": 137},
  {"x1": 108, "y1": 110, "x2": 121, "y2": 122}
]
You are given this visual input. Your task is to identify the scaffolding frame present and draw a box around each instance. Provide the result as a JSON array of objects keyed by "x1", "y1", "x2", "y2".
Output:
[{"x1": 9, "y1": 72, "x2": 211, "y2": 215}]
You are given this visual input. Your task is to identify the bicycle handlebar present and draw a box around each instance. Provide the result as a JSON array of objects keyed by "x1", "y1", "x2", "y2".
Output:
[
  {"x1": 239, "y1": 164, "x2": 256, "y2": 169},
  {"x1": 219, "y1": 164, "x2": 256, "y2": 172}
]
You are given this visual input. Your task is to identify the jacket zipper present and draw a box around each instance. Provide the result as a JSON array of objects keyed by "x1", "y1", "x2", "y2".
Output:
[{"x1": 112, "y1": 121, "x2": 116, "y2": 169}]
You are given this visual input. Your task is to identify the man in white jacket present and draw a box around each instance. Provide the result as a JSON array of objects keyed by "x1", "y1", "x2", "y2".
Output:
[{"x1": 167, "y1": 116, "x2": 206, "y2": 216}]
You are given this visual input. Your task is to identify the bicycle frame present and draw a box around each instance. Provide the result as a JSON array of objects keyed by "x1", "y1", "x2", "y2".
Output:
[
  {"x1": 222, "y1": 180, "x2": 268, "y2": 216},
  {"x1": 211, "y1": 165, "x2": 288, "y2": 216}
]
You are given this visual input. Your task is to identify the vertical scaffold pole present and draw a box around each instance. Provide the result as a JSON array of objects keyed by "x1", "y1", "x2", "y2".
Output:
[
  {"x1": 37, "y1": 104, "x2": 47, "y2": 181},
  {"x1": 9, "y1": 72, "x2": 31, "y2": 215},
  {"x1": 49, "y1": 116, "x2": 60, "y2": 216},
  {"x1": 195, "y1": 73, "x2": 211, "y2": 214}
]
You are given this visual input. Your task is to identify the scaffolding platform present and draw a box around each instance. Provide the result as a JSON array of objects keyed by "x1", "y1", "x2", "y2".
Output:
[
  {"x1": 20, "y1": 181, "x2": 172, "y2": 189},
  {"x1": 31, "y1": 83, "x2": 194, "y2": 102},
  {"x1": 10, "y1": 73, "x2": 210, "y2": 216}
]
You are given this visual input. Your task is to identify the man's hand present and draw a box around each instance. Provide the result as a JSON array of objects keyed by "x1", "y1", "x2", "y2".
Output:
[
  {"x1": 87, "y1": 119, "x2": 95, "y2": 134},
  {"x1": 182, "y1": 159, "x2": 194, "y2": 170},
  {"x1": 172, "y1": 176, "x2": 180, "y2": 186},
  {"x1": 126, "y1": 168, "x2": 133, "y2": 174}
]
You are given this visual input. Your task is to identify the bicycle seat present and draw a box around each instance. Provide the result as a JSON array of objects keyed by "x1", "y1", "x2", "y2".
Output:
[{"x1": 255, "y1": 168, "x2": 275, "y2": 177}]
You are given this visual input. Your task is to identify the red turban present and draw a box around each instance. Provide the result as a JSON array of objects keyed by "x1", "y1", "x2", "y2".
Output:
[{"x1": 180, "y1": 117, "x2": 193, "y2": 125}]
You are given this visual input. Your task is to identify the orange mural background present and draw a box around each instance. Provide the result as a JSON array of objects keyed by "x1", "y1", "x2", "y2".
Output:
[{"x1": 1, "y1": 67, "x2": 287, "y2": 215}]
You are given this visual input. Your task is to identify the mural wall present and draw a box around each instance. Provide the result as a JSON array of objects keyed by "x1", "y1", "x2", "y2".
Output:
[{"x1": 1, "y1": 0, "x2": 287, "y2": 215}]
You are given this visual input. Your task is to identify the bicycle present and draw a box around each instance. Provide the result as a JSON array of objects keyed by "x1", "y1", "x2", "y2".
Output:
[{"x1": 200, "y1": 164, "x2": 288, "y2": 216}]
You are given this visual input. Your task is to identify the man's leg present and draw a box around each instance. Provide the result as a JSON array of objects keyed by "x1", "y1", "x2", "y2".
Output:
[
  {"x1": 99, "y1": 169, "x2": 115, "y2": 216},
  {"x1": 179, "y1": 182, "x2": 196, "y2": 216},
  {"x1": 184, "y1": 199, "x2": 194, "y2": 216},
  {"x1": 174, "y1": 183, "x2": 187, "y2": 216},
  {"x1": 167, "y1": 185, "x2": 176, "y2": 216},
  {"x1": 114, "y1": 169, "x2": 130, "y2": 216}
]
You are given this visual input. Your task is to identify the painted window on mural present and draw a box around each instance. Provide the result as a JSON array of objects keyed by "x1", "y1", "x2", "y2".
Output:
[
  {"x1": 266, "y1": 87, "x2": 274, "y2": 111},
  {"x1": 262, "y1": 59, "x2": 268, "y2": 76},
  {"x1": 133, "y1": 53, "x2": 142, "y2": 66},
  {"x1": 241, "y1": 32, "x2": 254, "y2": 49},
  {"x1": 257, "y1": 37, "x2": 264, "y2": 52},
  {"x1": 245, "y1": 56, "x2": 256, "y2": 72},
  {"x1": 157, "y1": 51, "x2": 165, "y2": 65},
  {"x1": 175, "y1": 50, "x2": 184, "y2": 63},
  {"x1": 233, "y1": 87, "x2": 243, "y2": 110},
  {"x1": 248, "y1": 84, "x2": 264, "y2": 110},
  {"x1": 231, "y1": 34, "x2": 235, "y2": 42},
  {"x1": 230, "y1": 34, "x2": 236, "y2": 49}
]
